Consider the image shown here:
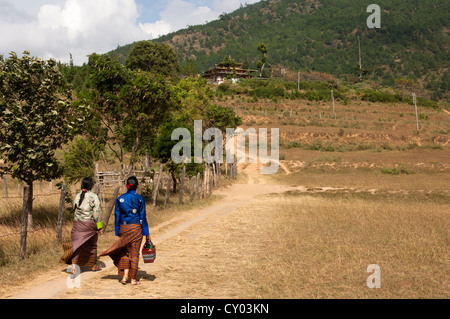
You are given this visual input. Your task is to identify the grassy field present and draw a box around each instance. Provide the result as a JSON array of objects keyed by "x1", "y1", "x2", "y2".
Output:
[
  {"x1": 0, "y1": 96, "x2": 448, "y2": 298},
  {"x1": 214, "y1": 97, "x2": 449, "y2": 298},
  {"x1": 232, "y1": 191, "x2": 449, "y2": 298}
]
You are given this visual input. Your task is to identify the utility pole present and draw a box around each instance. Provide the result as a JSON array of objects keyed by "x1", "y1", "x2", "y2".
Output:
[
  {"x1": 358, "y1": 36, "x2": 363, "y2": 82},
  {"x1": 331, "y1": 89, "x2": 336, "y2": 119},
  {"x1": 413, "y1": 93, "x2": 419, "y2": 133}
]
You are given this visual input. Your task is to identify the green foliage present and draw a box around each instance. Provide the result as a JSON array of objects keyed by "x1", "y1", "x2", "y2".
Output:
[
  {"x1": 61, "y1": 136, "x2": 99, "y2": 185},
  {"x1": 82, "y1": 53, "x2": 177, "y2": 168},
  {"x1": 0, "y1": 51, "x2": 86, "y2": 185},
  {"x1": 151, "y1": 78, "x2": 242, "y2": 180},
  {"x1": 180, "y1": 59, "x2": 199, "y2": 77},
  {"x1": 108, "y1": 0, "x2": 449, "y2": 99},
  {"x1": 361, "y1": 88, "x2": 439, "y2": 109},
  {"x1": 125, "y1": 41, "x2": 179, "y2": 77},
  {"x1": 257, "y1": 43, "x2": 268, "y2": 77},
  {"x1": 380, "y1": 165, "x2": 415, "y2": 175}
]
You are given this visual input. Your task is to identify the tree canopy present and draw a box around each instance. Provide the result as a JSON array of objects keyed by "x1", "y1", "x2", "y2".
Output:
[
  {"x1": 125, "y1": 41, "x2": 180, "y2": 77},
  {"x1": 0, "y1": 51, "x2": 86, "y2": 185}
]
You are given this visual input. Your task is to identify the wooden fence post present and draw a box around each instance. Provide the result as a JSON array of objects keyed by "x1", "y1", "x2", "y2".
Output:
[
  {"x1": 102, "y1": 186, "x2": 120, "y2": 233},
  {"x1": 164, "y1": 174, "x2": 171, "y2": 209},
  {"x1": 179, "y1": 166, "x2": 186, "y2": 205},
  {"x1": 3, "y1": 175, "x2": 8, "y2": 198},
  {"x1": 56, "y1": 183, "x2": 66, "y2": 244},
  {"x1": 152, "y1": 164, "x2": 164, "y2": 210},
  {"x1": 201, "y1": 173, "x2": 205, "y2": 199},
  {"x1": 189, "y1": 177, "x2": 194, "y2": 202},
  {"x1": 19, "y1": 185, "x2": 32, "y2": 259},
  {"x1": 196, "y1": 173, "x2": 200, "y2": 201},
  {"x1": 209, "y1": 168, "x2": 213, "y2": 196}
]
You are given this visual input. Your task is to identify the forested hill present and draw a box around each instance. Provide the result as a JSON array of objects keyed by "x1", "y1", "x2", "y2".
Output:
[{"x1": 108, "y1": 0, "x2": 449, "y2": 98}]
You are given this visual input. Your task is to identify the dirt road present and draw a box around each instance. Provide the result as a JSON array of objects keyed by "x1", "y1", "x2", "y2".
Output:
[{"x1": 7, "y1": 162, "x2": 304, "y2": 299}]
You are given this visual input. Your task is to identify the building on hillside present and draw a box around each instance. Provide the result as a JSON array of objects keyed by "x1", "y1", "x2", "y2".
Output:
[{"x1": 202, "y1": 60, "x2": 257, "y2": 84}]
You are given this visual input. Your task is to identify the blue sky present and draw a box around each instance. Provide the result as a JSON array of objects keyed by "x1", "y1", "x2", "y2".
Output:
[{"x1": 0, "y1": 0, "x2": 261, "y2": 65}]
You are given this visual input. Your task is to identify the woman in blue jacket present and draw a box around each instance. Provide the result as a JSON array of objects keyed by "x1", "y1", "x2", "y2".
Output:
[{"x1": 100, "y1": 176, "x2": 151, "y2": 285}]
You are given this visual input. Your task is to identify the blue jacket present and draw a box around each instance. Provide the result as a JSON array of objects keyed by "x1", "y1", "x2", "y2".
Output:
[{"x1": 114, "y1": 190, "x2": 149, "y2": 237}]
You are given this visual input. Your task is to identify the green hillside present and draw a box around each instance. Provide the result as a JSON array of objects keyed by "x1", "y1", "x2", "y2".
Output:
[{"x1": 107, "y1": 0, "x2": 450, "y2": 100}]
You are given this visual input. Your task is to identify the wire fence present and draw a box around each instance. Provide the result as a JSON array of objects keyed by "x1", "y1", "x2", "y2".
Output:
[{"x1": 0, "y1": 162, "x2": 239, "y2": 260}]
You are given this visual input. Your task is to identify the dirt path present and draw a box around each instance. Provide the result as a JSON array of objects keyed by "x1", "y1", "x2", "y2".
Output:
[{"x1": 7, "y1": 162, "x2": 304, "y2": 299}]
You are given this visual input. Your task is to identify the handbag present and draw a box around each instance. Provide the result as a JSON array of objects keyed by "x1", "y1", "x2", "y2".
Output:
[{"x1": 142, "y1": 240, "x2": 156, "y2": 264}]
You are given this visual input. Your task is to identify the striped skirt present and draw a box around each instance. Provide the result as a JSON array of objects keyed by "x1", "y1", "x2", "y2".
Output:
[
  {"x1": 61, "y1": 220, "x2": 99, "y2": 267},
  {"x1": 99, "y1": 224, "x2": 143, "y2": 280}
]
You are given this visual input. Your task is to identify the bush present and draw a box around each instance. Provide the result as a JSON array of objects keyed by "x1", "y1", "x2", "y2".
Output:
[{"x1": 380, "y1": 165, "x2": 414, "y2": 175}]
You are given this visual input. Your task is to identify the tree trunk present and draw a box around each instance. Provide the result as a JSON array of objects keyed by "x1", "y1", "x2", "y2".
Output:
[
  {"x1": 56, "y1": 184, "x2": 66, "y2": 243},
  {"x1": 164, "y1": 175, "x2": 171, "y2": 209},
  {"x1": 179, "y1": 166, "x2": 186, "y2": 205},
  {"x1": 103, "y1": 186, "x2": 120, "y2": 233},
  {"x1": 152, "y1": 165, "x2": 164, "y2": 210},
  {"x1": 27, "y1": 182, "x2": 33, "y2": 229},
  {"x1": 19, "y1": 184, "x2": 33, "y2": 260},
  {"x1": 171, "y1": 170, "x2": 177, "y2": 193}
]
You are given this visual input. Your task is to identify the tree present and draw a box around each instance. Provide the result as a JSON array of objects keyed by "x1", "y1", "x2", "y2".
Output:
[
  {"x1": 82, "y1": 53, "x2": 131, "y2": 171},
  {"x1": 180, "y1": 59, "x2": 199, "y2": 77},
  {"x1": 82, "y1": 53, "x2": 176, "y2": 172},
  {"x1": 126, "y1": 41, "x2": 180, "y2": 77},
  {"x1": 61, "y1": 136, "x2": 100, "y2": 185},
  {"x1": 257, "y1": 43, "x2": 268, "y2": 77},
  {"x1": 0, "y1": 51, "x2": 85, "y2": 257},
  {"x1": 151, "y1": 78, "x2": 242, "y2": 192},
  {"x1": 119, "y1": 71, "x2": 176, "y2": 165}
]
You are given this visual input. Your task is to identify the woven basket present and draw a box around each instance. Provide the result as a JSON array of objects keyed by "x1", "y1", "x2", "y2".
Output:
[{"x1": 142, "y1": 241, "x2": 156, "y2": 264}]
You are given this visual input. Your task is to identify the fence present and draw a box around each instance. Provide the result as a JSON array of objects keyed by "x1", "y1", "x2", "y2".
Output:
[
  {"x1": 0, "y1": 162, "x2": 238, "y2": 260},
  {"x1": 95, "y1": 162, "x2": 238, "y2": 230}
]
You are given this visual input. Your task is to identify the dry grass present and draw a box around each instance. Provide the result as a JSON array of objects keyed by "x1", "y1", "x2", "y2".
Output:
[{"x1": 229, "y1": 192, "x2": 449, "y2": 298}]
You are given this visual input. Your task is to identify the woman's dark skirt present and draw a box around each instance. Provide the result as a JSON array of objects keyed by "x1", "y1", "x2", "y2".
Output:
[
  {"x1": 60, "y1": 220, "x2": 99, "y2": 267},
  {"x1": 99, "y1": 224, "x2": 143, "y2": 280}
]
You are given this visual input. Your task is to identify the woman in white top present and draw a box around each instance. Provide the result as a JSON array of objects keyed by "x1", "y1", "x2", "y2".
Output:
[{"x1": 61, "y1": 177, "x2": 102, "y2": 272}]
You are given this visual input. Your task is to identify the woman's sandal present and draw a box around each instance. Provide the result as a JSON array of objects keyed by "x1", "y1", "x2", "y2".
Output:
[{"x1": 131, "y1": 281, "x2": 141, "y2": 286}]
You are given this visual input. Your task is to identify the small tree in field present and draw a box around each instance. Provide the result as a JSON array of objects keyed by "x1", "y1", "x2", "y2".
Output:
[{"x1": 0, "y1": 51, "x2": 85, "y2": 259}]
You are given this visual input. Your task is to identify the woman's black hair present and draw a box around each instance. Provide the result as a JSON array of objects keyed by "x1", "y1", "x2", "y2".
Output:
[
  {"x1": 126, "y1": 176, "x2": 139, "y2": 191},
  {"x1": 78, "y1": 177, "x2": 94, "y2": 208}
]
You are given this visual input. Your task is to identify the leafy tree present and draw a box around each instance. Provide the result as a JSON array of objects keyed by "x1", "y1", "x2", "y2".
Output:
[
  {"x1": 61, "y1": 136, "x2": 100, "y2": 185},
  {"x1": 82, "y1": 53, "x2": 176, "y2": 171},
  {"x1": 126, "y1": 41, "x2": 180, "y2": 77},
  {"x1": 82, "y1": 53, "x2": 131, "y2": 170},
  {"x1": 119, "y1": 71, "x2": 177, "y2": 165},
  {"x1": 257, "y1": 43, "x2": 268, "y2": 77},
  {"x1": 0, "y1": 51, "x2": 86, "y2": 254},
  {"x1": 151, "y1": 78, "x2": 242, "y2": 191},
  {"x1": 180, "y1": 59, "x2": 199, "y2": 77}
]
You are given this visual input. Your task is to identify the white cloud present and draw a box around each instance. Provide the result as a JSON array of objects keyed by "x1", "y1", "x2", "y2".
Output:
[
  {"x1": 0, "y1": 0, "x2": 263, "y2": 65},
  {"x1": 1, "y1": 0, "x2": 149, "y2": 64}
]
